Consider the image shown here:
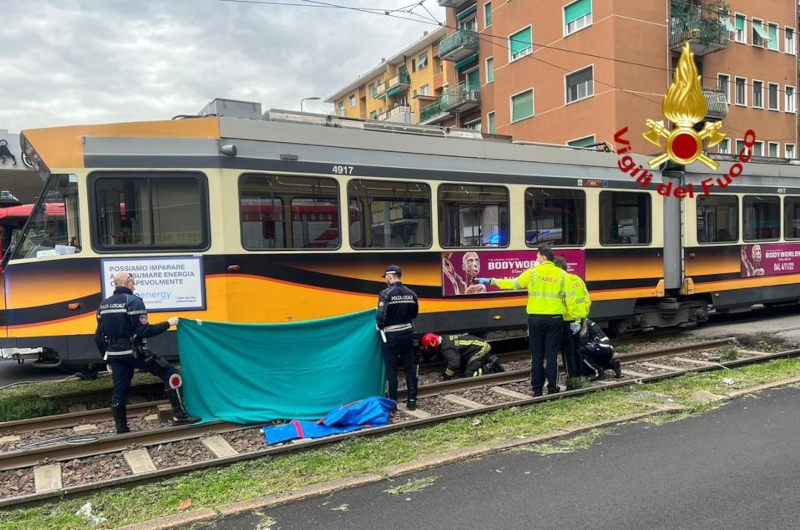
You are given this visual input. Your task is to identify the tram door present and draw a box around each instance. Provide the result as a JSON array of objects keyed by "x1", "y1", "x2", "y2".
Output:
[{"x1": 662, "y1": 173, "x2": 683, "y2": 290}]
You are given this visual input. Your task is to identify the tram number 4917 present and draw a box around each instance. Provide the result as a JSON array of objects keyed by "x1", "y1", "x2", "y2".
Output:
[{"x1": 332, "y1": 165, "x2": 354, "y2": 175}]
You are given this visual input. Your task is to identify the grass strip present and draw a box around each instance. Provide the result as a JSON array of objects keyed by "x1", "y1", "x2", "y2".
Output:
[{"x1": 3, "y1": 357, "x2": 800, "y2": 530}]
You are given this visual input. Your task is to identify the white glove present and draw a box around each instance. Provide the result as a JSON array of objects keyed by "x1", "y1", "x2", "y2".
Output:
[
  {"x1": 168, "y1": 317, "x2": 179, "y2": 327},
  {"x1": 569, "y1": 321, "x2": 581, "y2": 334}
]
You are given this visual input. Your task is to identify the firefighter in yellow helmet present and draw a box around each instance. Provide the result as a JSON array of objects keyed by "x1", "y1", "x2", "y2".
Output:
[
  {"x1": 476, "y1": 247, "x2": 579, "y2": 396},
  {"x1": 554, "y1": 256, "x2": 591, "y2": 389}
]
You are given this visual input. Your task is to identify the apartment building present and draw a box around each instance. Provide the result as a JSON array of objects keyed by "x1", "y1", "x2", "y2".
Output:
[
  {"x1": 433, "y1": 0, "x2": 798, "y2": 156},
  {"x1": 326, "y1": 28, "x2": 450, "y2": 124}
]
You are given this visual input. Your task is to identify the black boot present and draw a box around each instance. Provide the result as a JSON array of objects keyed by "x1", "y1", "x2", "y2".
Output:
[
  {"x1": 406, "y1": 398, "x2": 417, "y2": 411},
  {"x1": 166, "y1": 389, "x2": 200, "y2": 426},
  {"x1": 489, "y1": 356, "x2": 505, "y2": 373},
  {"x1": 110, "y1": 402, "x2": 129, "y2": 434},
  {"x1": 611, "y1": 360, "x2": 622, "y2": 378}
]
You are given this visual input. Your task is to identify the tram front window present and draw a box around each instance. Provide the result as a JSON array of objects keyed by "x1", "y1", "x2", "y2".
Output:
[{"x1": 12, "y1": 174, "x2": 81, "y2": 260}]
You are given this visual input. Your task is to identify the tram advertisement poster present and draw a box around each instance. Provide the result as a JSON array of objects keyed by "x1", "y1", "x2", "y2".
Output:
[
  {"x1": 740, "y1": 243, "x2": 800, "y2": 278},
  {"x1": 442, "y1": 250, "x2": 585, "y2": 297},
  {"x1": 100, "y1": 256, "x2": 206, "y2": 312}
]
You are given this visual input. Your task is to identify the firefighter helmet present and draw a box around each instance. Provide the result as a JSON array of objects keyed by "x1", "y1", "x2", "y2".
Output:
[{"x1": 420, "y1": 333, "x2": 440, "y2": 351}]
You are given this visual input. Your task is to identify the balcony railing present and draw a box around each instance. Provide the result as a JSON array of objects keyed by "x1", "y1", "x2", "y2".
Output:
[
  {"x1": 374, "y1": 82, "x2": 387, "y2": 98},
  {"x1": 670, "y1": 5, "x2": 730, "y2": 56},
  {"x1": 418, "y1": 82, "x2": 481, "y2": 124},
  {"x1": 437, "y1": 0, "x2": 474, "y2": 8},
  {"x1": 703, "y1": 87, "x2": 728, "y2": 120},
  {"x1": 439, "y1": 30, "x2": 480, "y2": 62},
  {"x1": 386, "y1": 74, "x2": 411, "y2": 97}
]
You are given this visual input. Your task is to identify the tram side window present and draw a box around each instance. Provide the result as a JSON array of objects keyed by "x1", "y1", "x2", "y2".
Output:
[
  {"x1": 785, "y1": 197, "x2": 800, "y2": 240},
  {"x1": 599, "y1": 191, "x2": 651, "y2": 245},
  {"x1": 525, "y1": 188, "x2": 586, "y2": 246},
  {"x1": 348, "y1": 180, "x2": 431, "y2": 248},
  {"x1": 239, "y1": 175, "x2": 340, "y2": 250},
  {"x1": 438, "y1": 184, "x2": 509, "y2": 247},
  {"x1": 93, "y1": 175, "x2": 207, "y2": 249},
  {"x1": 743, "y1": 196, "x2": 780, "y2": 241},
  {"x1": 697, "y1": 195, "x2": 738, "y2": 243},
  {"x1": 12, "y1": 174, "x2": 81, "y2": 260}
]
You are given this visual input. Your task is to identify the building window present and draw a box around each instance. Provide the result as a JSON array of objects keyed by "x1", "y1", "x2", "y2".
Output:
[
  {"x1": 697, "y1": 195, "x2": 738, "y2": 244},
  {"x1": 785, "y1": 196, "x2": 800, "y2": 239},
  {"x1": 420, "y1": 84, "x2": 430, "y2": 96},
  {"x1": 349, "y1": 95, "x2": 356, "y2": 108},
  {"x1": 347, "y1": 180, "x2": 431, "y2": 249},
  {"x1": 487, "y1": 112, "x2": 496, "y2": 134},
  {"x1": 338, "y1": 101, "x2": 345, "y2": 114},
  {"x1": 368, "y1": 84, "x2": 375, "y2": 97},
  {"x1": 411, "y1": 59, "x2": 417, "y2": 73},
  {"x1": 93, "y1": 173, "x2": 207, "y2": 251},
  {"x1": 464, "y1": 119, "x2": 482, "y2": 132},
  {"x1": 753, "y1": 80, "x2": 763, "y2": 108},
  {"x1": 752, "y1": 19, "x2": 767, "y2": 47},
  {"x1": 486, "y1": 57, "x2": 494, "y2": 83},
  {"x1": 369, "y1": 111, "x2": 377, "y2": 120},
  {"x1": 736, "y1": 139, "x2": 745, "y2": 153},
  {"x1": 718, "y1": 74, "x2": 730, "y2": 103},
  {"x1": 484, "y1": 2, "x2": 492, "y2": 28},
  {"x1": 786, "y1": 27, "x2": 796, "y2": 55},
  {"x1": 768, "y1": 83, "x2": 779, "y2": 110},
  {"x1": 568, "y1": 135, "x2": 596, "y2": 148},
  {"x1": 566, "y1": 66, "x2": 594, "y2": 104},
  {"x1": 787, "y1": 144, "x2": 796, "y2": 159},
  {"x1": 239, "y1": 175, "x2": 339, "y2": 250},
  {"x1": 418, "y1": 52, "x2": 428, "y2": 70},
  {"x1": 743, "y1": 195, "x2": 779, "y2": 241},
  {"x1": 511, "y1": 89, "x2": 534, "y2": 122},
  {"x1": 718, "y1": 138, "x2": 730, "y2": 154},
  {"x1": 768, "y1": 23, "x2": 779, "y2": 50},
  {"x1": 564, "y1": 0, "x2": 592, "y2": 35},
  {"x1": 525, "y1": 188, "x2": 586, "y2": 246},
  {"x1": 599, "y1": 191, "x2": 651, "y2": 245},
  {"x1": 13, "y1": 174, "x2": 82, "y2": 260},
  {"x1": 735, "y1": 14, "x2": 746, "y2": 43},
  {"x1": 735, "y1": 77, "x2": 747, "y2": 106},
  {"x1": 769, "y1": 142, "x2": 779, "y2": 158},
  {"x1": 754, "y1": 141, "x2": 764, "y2": 156},
  {"x1": 786, "y1": 86, "x2": 796, "y2": 113},
  {"x1": 509, "y1": 26, "x2": 532, "y2": 61},
  {"x1": 438, "y1": 184, "x2": 509, "y2": 247}
]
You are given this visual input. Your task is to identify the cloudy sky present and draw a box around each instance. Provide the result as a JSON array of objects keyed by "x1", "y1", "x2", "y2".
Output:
[{"x1": 0, "y1": 0, "x2": 445, "y2": 133}]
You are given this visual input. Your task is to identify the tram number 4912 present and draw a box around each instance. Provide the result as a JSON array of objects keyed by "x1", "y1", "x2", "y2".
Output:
[{"x1": 332, "y1": 165, "x2": 354, "y2": 175}]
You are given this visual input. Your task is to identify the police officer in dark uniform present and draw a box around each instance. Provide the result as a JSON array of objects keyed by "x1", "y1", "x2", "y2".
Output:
[
  {"x1": 95, "y1": 271, "x2": 200, "y2": 434},
  {"x1": 419, "y1": 333, "x2": 505, "y2": 380},
  {"x1": 375, "y1": 265, "x2": 419, "y2": 411},
  {"x1": 578, "y1": 319, "x2": 622, "y2": 381}
]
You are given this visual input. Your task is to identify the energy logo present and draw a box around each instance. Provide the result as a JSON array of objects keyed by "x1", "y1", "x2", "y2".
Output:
[{"x1": 642, "y1": 43, "x2": 726, "y2": 170}]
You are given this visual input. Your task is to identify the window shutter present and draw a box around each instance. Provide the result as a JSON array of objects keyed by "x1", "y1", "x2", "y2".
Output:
[
  {"x1": 565, "y1": 0, "x2": 591, "y2": 25},
  {"x1": 512, "y1": 90, "x2": 534, "y2": 121},
  {"x1": 510, "y1": 27, "x2": 532, "y2": 56}
]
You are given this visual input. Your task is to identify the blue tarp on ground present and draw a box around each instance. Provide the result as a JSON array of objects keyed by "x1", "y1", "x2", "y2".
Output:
[{"x1": 177, "y1": 310, "x2": 385, "y2": 424}]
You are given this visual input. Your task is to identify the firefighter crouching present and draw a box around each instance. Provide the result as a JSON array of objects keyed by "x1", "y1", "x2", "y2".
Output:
[
  {"x1": 95, "y1": 272, "x2": 200, "y2": 434},
  {"x1": 579, "y1": 319, "x2": 622, "y2": 381},
  {"x1": 420, "y1": 333, "x2": 505, "y2": 380},
  {"x1": 553, "y1": 256, "x2": 591, "y2": 389},
  {"x1": 376, "y1": 265, "x2": 419, "y2": 411}
]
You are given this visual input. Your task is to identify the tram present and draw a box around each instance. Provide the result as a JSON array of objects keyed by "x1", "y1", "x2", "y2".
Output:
[{"x1": 3, "y1": 99, "x2": 800, "y2": 367}]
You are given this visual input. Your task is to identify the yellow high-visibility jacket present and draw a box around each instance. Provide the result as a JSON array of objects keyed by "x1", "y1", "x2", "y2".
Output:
[
  {"x1": 492, "y1": 261, "x2": 577, "y2": 316},
  {"x1": 564, "y1": 273, "x2": 591, "y2": 322}
]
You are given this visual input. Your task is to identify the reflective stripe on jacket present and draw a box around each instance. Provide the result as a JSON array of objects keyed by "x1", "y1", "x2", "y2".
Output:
[
  {"x1": 492, "y1": 261, "x2": 568, "y2": 315},
  {"x1": 564, "y1": 273, "x2": 591, "y2": 321}
]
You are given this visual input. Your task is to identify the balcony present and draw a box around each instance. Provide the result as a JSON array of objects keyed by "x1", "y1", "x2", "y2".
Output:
[
  {"x1": 670, "y1": 7, "x2": 730, "y2": 56},
  {"x1": 437, "y1": 0, "x2": 474, "y2": 7},
  {"x1": 386, "y1": 73, "x2": 411, "y2": 97},
  {"x1": 703, "y1": 87, "x2": 728, "y2": 120},
  {"x1": 374, "y1": 81, "x2": 387, "y2": 98},
  {"x1": 418, "y1": 82, "x2": 481, "y2": 124},
  {"x1": 439, "y1": 30, "x2": 480, "y2": 62}
]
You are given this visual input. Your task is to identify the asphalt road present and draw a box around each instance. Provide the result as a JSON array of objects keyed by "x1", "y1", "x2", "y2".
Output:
[{"x1": 200, "y1": 386, "x2": 800, "y2": 530}]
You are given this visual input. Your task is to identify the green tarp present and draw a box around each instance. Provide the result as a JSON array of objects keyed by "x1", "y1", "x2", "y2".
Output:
[{"x1": 177, "y1": 310, "x2": 384, "y2": 424}]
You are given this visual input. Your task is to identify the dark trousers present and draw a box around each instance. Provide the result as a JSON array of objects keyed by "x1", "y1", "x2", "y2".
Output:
[
  {"x1": 528, "y1": 315, "x2": 563, "y2": 393},
  {"x1": 109, "y1": 353, "x2": 177, "y2": 406},
  {"x1": 581, "y1": 346, "x2": 614, "y2": 375},
  {"x1": 383, "y1": 330, "x2": 416, "y2": 404},
  {"x1": 561, "y1": 324, "x2": 582, "y2": 379}
]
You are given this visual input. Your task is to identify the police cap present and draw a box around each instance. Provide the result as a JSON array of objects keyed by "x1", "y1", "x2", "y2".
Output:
[{"x1": 382, "y1": 265, "x2": 402, "y2": 278}]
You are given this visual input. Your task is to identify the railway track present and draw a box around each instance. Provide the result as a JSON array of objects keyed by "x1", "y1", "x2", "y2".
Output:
[{"x1": 1, "y1": 336, "x2": 791, "y2": 507}]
